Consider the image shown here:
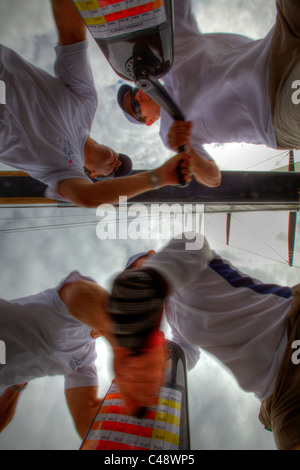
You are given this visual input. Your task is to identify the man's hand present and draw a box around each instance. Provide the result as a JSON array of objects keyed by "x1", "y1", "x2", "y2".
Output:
[
  {"x1": 113, "y1": 333, "x2": 167, "y2": 416},
  {"x1": 167, "y1": 120, "x2": 221, "y2": 188},
  {"x1": 167, "y1": 121, "x2": 193, "y2": 152},
  {"x1": 155, "y1": 152, "x2": 192, "y2": 187}
]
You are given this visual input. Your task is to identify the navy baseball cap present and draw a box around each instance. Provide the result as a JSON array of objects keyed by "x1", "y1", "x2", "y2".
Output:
[
  {"x1": 93, "y1": 153, "x2": 133, "y2": 181},
  {"x1": 117, "y1": 84, "x2": 144, "y2": 125}
]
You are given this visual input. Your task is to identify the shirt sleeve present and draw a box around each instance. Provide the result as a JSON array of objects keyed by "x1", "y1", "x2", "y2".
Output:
[
  {"x1": 144, "y1": 233, "x2": 213, "y2": 295},
  {"x1": 64, "y1": 362, "x2": 99, "y2": 391},
  {"x1": 169, "y1": 320, "x2": 201, "y2": 371},
  {"x1": 57, "y1": 272, "x2": 99, "y2": 391},
  {"x1": 54, "y1": 40, "x2": 98, "y2": 110},
  {"x1": 172, "y1": 0, "x2": 202, "y2": 43},
  {"x1": 44, "y1": 185, "x2": 79, "y2": 203},
  {"x1": 57, "y1": 271, "x2": 97, "y2": 291}
]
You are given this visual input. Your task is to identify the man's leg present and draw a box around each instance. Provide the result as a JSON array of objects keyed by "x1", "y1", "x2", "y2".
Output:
[
  {"x1": 269, "y1": 0, "x2": 300, "y2": 122},
  {"x1": 51, "y1": 0, "x2": 86, "y2": 46},
  {"x1": 258, "y1": 288, "x2": 300, "y2": 450},
  {"x1": 272, "y1": 59, "x2": 300, "y2": 149}
]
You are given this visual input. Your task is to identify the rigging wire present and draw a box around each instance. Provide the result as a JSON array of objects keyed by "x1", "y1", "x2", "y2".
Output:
[
  {"x1": 231, "y1": 213, "x2": 289, "y2": 264},
  {"x1": 208, "y1": 235, "x2": 300, "y2": 269},
  {"x1": 270, "y1": 153, "x2": 293, "y2": 171},
  {"x1": 243, "y1": 150, "x2": 290, "y2": 171},
  {"x1": 0, "y1": 215, "x2": 96, "y2": 222},
  {"x1": 0, "y1": 220, "x2": 102, "y2": 234},
  {"x1": 0, "y1": 206, "x2": 298, "y2": 268},
  {"x1": 204, "y1": 214, "x2": 299, "y2": 269},
  {"x1": 0, "y1": 213, "x2": 196, "y2": 235}
]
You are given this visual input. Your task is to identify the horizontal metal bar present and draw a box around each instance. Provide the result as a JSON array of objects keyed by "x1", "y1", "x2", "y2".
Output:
[{"x1": 0, "y1": 171, "x2": 299, "y2": 205}]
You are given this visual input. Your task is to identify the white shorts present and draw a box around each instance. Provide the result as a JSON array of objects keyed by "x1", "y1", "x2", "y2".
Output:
[{"x1": 273, "y1": 60, "x2": 300, "y2": 149}]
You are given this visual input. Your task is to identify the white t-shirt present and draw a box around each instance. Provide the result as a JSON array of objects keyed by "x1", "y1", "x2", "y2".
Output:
[
  {"x1": 0, "y1": 40, "x2": 97, "y2": 197},
  {"x1": 160, "y1": 0, "x2": 277, "y2": 159},
  {"x1": 0, "y1": 272, "x2": 98, "y2": 391},
  {"x1": 145, "y1": 234, "x2": 292, "y2": 401}
]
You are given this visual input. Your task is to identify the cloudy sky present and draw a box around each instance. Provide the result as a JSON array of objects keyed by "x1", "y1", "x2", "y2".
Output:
[{"x1": 0, "y1": 0, "x2": 299, "y2": 451}]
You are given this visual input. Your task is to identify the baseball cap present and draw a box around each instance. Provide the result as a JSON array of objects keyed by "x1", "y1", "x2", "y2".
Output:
[
  {"x1": 93, "y1": 153, "x2": 133, "y2": 181},
  {"x1": 125, "y1": 252, "x2": 149, "y2": 269},
  {"x1": 117, "y1": 84, "x2": 144, "y2": 125}
]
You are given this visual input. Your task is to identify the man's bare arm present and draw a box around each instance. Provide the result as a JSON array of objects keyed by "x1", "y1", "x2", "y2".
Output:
[
  {"x1": 65, "y1": 386, "x2": 102, "y2": 439},
  {"x1": 57, "y1": 152, "x2": 192, "y2": 208},
  {"x1": 51, "y1": 0, "x2": 86, "y2": 45},
  {"x1": 190, "y1": 148, "x2": 222, "y2": 187},
  {"x1": 0, "y1": 384, "x2": 27, "y2": 432},
  {"x1": 59, "y1": 280, "x2": 114, "y2": 340}
]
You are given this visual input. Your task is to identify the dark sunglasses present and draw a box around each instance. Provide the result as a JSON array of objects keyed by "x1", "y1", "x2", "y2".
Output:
[{"x1": 130, "y1": 89, "x2": 145, "y2": 123}]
